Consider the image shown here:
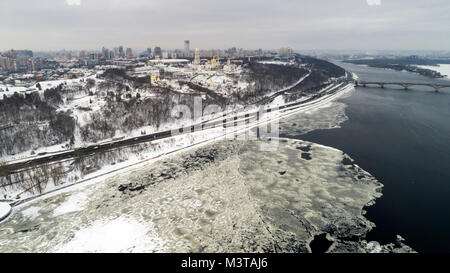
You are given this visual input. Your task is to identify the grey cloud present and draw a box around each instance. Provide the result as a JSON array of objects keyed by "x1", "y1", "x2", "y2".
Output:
[{"x1": 0, "y1": 0, "x2": 449, "y2": 51}]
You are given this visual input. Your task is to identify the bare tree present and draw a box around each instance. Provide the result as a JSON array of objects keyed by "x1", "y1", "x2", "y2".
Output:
[
  {"x1": 26, "y1": 165, "x2": 50, "y2": 195},
  {"x1": 50, "y1": 163, "x2": 65, "y2": 186},
  {"x1": 23, "y1": 169, "x2": 37, "y2": 195}
]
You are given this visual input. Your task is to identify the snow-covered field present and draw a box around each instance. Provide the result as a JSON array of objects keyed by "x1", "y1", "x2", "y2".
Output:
[
  {"x1": 0, "y1": 72, "x2": 96, "y2": 100},
  {"x1": 258, "y1": 60, "x2": 296, "y2": 66},
  {"x1": 0, "y1": 203, "x2": 11, "y2": 221}
]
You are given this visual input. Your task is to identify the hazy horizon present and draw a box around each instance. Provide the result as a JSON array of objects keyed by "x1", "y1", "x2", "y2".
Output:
[{"x1": 1, "y1": 0, "x2": 450, "y2": 52}]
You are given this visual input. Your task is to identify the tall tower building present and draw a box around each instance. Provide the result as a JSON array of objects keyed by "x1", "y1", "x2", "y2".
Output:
[
  {"x1": 119, "y1": 46, "x2": 124, "y2": 58},
  {"x1": 184, "y1": 40, "x2": 190, "y2": 57},
  {"x1": 102, "y1": 47, "x2": 110, "y2": 59},
  {"x1": 278, "y1": 47, "x2": 293, "y2": 58},
  {"x1": 154, "y1": 47, "x2": 162, "y2": 59},
  {"x1": 126, "y1": 48, "x2": 133, "y2": 58},
  {"x1": 194, "y1": 48, "x2": 200, "y2": 65}
]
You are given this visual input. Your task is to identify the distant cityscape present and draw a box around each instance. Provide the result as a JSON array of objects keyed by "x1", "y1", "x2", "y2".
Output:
[{"x1": 0, "y1": 41, "x2": 294, "y2": 90}]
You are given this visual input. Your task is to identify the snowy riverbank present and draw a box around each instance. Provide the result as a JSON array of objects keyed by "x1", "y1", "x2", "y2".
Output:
[{"x1": 417, "y1": 64, "x2": 450, "y2": 79}]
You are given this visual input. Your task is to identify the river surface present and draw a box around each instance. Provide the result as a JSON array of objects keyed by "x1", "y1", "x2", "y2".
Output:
[{"x1": 287, "y1": 62, "x2": 450, "y2": 253}]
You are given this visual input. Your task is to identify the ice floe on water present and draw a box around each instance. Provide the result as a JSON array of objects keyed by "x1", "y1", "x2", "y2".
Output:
[
  {"x1": 279, "y1": 101, "x2": 349, "y2": 138},
  {"x1": 0, "y1": 134, "x2": 414, "y2": 252},
  {"x1": 21, "y1": 206, "x2": 41, "y2": 221},
  {"x1": 54, "y1": 216, "x2": 165, "y2": 253},
  {"x1": 53, "y1": 191, "x2": 89, "y2": 217},
  {"x1": 237, "y1": 138, "x2": 382, "y2": 252}
]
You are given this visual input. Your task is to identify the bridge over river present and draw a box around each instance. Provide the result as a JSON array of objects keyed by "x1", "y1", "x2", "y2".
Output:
[{"x1": 356, "y1": 81, "x2": 450, "y2": 91}]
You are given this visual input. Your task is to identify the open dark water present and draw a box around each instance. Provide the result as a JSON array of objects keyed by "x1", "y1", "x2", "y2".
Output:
[{"x1": 287, "y1": 62, "x2": 450, "y2": 252}]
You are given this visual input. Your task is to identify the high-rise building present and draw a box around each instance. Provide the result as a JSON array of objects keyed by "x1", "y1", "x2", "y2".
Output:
[
  {"x1": 184, "y1": 40, "x2": 190, "y2": 57},
  {"x1": 0, "y1": 57, "x2": 17, "y2": 72},
  {"x1": 0, "y1": 56, "x2": 9, "y2": 71},
  {"x1": 126, "y1": 48, "x2": 133, "y2": 58},
  {"x1": 278, "y1": 47, "x2": 293, "y2": 58},
  {"x1": 26, "y1": 58, "x2": 34, "y2": 72},
  {"x1": 102, "y1": 47, "x2": 110, "y2": 59},
  {"x1": 7, "y1": 50, "x2": 17, "y2": 59},
  {"x1": 16, "y1": 55, "x2": 28, "y2": 69},
  {"x1": 194, "y1": 48, "x2": 200, "y2": 65},
  {"x1": 162, "y1": 52, "x2": 169, "y2": 59},
  {"x1": 153, "y1": 47, "x2": 162, "y2": 58},
  {"x1": 119, "y1": 46, "x2": 124, "y2": 58},
  {"x1": 35, "y1": 57, "x2": 41, "y2": 70}
]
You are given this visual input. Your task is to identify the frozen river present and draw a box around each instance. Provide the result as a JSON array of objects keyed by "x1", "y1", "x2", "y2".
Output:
[{"x1": 0, "y1": 92, "x2": 413, "y2": 253}]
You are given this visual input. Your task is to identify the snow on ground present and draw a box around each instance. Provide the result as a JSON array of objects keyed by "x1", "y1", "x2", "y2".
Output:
[
  {"x1": 190, "y1": 73, "x2": 238, "y2": 96},
  {"x1": 258, "y1": 61, "x2": 296, "y2": 66},
  {"x1": 0, "y1": 86, "x2": 28, "y2": 93},
  {"x1": 37, "y1": 79, "x2": 81, "y2": 91},
  {"x1": 54, "y1": 216, "x2": 165, "y2": 253},
  {"x1": 148, "y1": 59, "x2": 189, "y2": 64},
  {"x1": 417, "y1": 64, "x2": 450, "y2": 79},
  {"x1": 0, "y1": 72, "x2": 95, "y2": 100},
  {"x1": 271, "y1": 94, "x2": 286, "y2": 106},
  {"x1": 0, "y1": 203, "x2": 11, "y2": 221},
  {"x1": 237, "y1": 80, "x2": 249, "y2": 90}
]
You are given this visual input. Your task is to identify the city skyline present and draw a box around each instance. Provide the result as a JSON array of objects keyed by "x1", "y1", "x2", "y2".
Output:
[{"x1": 1, "y1": 0, "x2": 450, "y2": 51}]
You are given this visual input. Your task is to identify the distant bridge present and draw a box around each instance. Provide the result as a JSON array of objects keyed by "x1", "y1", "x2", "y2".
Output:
[{"x1": 356, "y1": 81, "x2": 450, "y2": 91}]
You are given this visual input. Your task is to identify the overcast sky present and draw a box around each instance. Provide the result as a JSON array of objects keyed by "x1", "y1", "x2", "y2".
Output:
[{"x1": 1, "y1": 0, "x2": 449, "y2": 51}]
